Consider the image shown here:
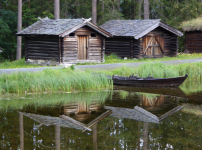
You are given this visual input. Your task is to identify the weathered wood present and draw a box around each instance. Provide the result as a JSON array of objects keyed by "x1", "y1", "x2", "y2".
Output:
[{"x1": 78, "y1": 35, "x2": 87, "y2": 60}]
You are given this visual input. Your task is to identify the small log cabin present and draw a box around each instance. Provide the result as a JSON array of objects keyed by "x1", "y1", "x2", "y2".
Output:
[
  {"x1": 181, "y1": 17, "x2": 202, "y2": 53},
  {"x1": 100, "y1": 20, "x2": 183, "y2": 59},
  {"x1": 17, "y1": 18, "x2": 111, "y2": 65}
]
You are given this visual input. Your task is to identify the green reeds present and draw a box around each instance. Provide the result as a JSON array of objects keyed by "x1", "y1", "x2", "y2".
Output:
[
  {"x1": 0, "y1": 68, "x2": 112, "y2": 94},
  {"x1": 97, "y1": 62, "x2": 202, "y2": 94}
]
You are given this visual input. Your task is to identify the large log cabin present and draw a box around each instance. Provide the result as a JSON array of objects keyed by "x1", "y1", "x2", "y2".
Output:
[
  {"x1": 100, "y1": 20, "x2": 183, "y2": 59},
  {"x1": 17, "y1": 18, "x2": 111, "y2": 65}
]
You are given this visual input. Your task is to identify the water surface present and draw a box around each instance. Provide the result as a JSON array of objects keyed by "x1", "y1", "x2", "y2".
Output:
[{"x1": 0, "y1": 86, "x2": 202, "y2": 149}]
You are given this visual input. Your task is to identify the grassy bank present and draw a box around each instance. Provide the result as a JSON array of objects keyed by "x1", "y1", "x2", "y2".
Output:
[
  {"x1": 0, "y1": 68, "x2": 112, "y2": 94},
  {"x1": 104, "y1": 53, "x2": 202, "y2": 64},
  {"x1": 97, "y1": 62, "x2": 202, "y2": 94},
  {"x1": 0, "y1": 58, "x2": 42, "y2": 69},
  {"x1": 1, "y1": 53, "x2": 202, "y2": 69}
]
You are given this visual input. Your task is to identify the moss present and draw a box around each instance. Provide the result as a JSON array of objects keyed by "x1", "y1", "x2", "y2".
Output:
[{"x1": 181, "y1": 17, "x2": 202, "y2": 31}]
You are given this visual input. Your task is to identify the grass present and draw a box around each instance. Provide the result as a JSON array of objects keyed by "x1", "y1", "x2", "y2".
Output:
[
  {"x1": 0, "y1": 68, "x2": 112, "y2": 94},
  {"x1": 0, "y1": 58, "x2": 41, "y2": 69},
  {"x1": 104, "y1": 53, "x2": 202, "y2": 64},
  {"x1": 181, "y1": 17, "x2": 202, "y2": 31},
  {"x1": 0, "y1": 91, "x2": 110, "y2": 111},
  {"x1": 96, "y1": 62, "x2": 202, "y2": 95},
  {"x1": 1, "y1": 53, "x2": 202, "y2": 69}
]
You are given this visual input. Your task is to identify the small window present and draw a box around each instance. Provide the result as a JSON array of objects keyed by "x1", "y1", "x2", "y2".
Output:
[
  {"x1": 91, "y1": 33, "x2": 96, "y2": 37},
  {"x1": 69, "y1": 33, "x2": 75, "y2": 37}
]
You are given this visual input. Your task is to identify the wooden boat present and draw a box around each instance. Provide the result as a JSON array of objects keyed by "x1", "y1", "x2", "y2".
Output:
[{"x1": 112, "y1": 74, "x2": 188, "y2": 87}]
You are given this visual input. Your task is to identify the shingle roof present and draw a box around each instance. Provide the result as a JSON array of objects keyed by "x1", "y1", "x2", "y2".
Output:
[
  {"x1": 100, "y1": 19, "x2": 183, "y2": 39},
  {"x1": 17, "y1": 18, "x2": 112, "y2": 37}
]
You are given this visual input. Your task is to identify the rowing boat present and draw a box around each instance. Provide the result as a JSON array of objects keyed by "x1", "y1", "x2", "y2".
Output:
[{"x1": 112, "y1": 74, "x2": 188, "y2": 87}]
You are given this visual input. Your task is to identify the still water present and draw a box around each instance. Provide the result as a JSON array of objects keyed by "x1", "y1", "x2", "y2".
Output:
[{"x1": 0, "y1": 85, "x2": 202, "y2": 150}]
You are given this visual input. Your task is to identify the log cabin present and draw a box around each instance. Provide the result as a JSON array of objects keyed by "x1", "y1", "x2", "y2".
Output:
[
  {"x1": 100, "y1": 20, "x2": 183, "y2": 59},
  {"x1": 181, "y1": 17, "x2": 202, "y2": 53},
  {"x1": 17, "y1": 18, "x2": 112, "y2": 65}
]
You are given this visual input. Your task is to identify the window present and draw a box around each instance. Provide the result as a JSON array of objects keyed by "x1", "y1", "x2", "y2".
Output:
[
  {"x1": 69, "y1": 33, "x2": 75, "y2": 37},
  {"x1": 91, "y1": 33, "x2": 96, "y2": 37}
]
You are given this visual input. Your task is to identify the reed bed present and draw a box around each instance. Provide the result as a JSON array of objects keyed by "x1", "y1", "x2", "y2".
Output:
[
  {"x1": 97, "y1": 62, "x2": 202, "y2": 94},
  {"x1": 0, "y1": 68, "x2": 112, "y2": 94}
]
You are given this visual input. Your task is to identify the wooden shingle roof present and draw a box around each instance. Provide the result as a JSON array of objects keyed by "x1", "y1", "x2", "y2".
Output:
[
  {"x1": 100, "y1": 19, "x2": 183, "y2": 39},
  {"x1": 17, "y1": 18, "x2": 112, "y2": 37}
]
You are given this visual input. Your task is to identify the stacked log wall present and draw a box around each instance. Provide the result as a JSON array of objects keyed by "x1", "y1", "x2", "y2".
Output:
[
  {"x1": 25, "y1": 36, "x2": 60, "y2": 62},
  {"x1": 185, "y1": 31, "x2": 202, "y2": 53},
  {"x1": 105, "y1": 38, "x2": 131, "y2": 58}
]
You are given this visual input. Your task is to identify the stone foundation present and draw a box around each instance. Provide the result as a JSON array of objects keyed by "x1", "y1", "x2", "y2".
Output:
[{"x1": 26, "y1": 59, "x2": 60, "y2": 66}]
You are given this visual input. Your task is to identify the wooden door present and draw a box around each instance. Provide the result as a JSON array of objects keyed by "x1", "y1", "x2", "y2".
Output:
[
  {"x1": 143, "y1": 34, "x2": 164, "y2": 57},
  {"x1": 78, "y1": 35, "x2": 88, "y2": 60}
]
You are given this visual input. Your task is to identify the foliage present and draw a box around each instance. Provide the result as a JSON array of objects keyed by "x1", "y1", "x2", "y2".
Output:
[
  {"x1": 96, "y1": 62, "x2": 202, "y2": 94},
  {"x1": 0, "y1": 68, "x2": 112, "y2": 94},
  {"x1": 0, "y1": 9, "x2": 17, "y2": 60}
]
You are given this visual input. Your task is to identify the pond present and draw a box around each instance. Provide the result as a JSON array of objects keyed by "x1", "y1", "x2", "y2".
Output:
[{"x1": 0, "y1": 85, "x2": 202, "y2": 150}]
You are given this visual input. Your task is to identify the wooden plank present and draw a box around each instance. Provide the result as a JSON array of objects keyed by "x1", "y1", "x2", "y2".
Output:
[
  {"x1": 63, "y1": 38, "x2": 77, "y2": 42},
  {"x1": 143, "y1": 36, "x2": 154, "y2": 54}
]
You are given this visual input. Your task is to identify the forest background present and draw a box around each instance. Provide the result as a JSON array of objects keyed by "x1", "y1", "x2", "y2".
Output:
[{"x1": 0, "y1": 0, "x2": 202, "y2": 61}]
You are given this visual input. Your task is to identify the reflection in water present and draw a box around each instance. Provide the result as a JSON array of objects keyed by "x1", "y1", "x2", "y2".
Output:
[{"x1": 0, "y1": 88, "x2": 202, "y2": 149}]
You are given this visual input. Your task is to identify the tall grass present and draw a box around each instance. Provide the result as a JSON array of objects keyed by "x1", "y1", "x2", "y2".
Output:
[
  {"x1": 0, "y1": 68, "x2": 112, "y2": 94},
  {"x1": 97, "y1": 62, "x2": 202, "y2": 94}
]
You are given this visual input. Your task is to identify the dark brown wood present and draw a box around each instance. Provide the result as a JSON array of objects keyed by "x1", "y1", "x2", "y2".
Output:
[
  {"x1": 185, "y1": 31, "x2": 202, "y2": 53},
  {"x1": 112, "y1": 74, "x2": 188, "y2": 87}
]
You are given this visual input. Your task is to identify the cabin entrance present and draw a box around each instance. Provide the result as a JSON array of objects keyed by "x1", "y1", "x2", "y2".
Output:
[
  {"x1": 143, "y1": 34, "x2": 164, "y2": 58},
  {"x1": 78, "y1": 35, "x2": 88, "y2": 60}
]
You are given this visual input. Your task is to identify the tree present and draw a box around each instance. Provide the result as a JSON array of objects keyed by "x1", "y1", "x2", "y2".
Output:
[
  {"x1": 16, "y1": 0, "x2": 22, "y2": 60},
  {"x1": 54, "y1": 0, "x2": 60, "y2": 19},
  {"x1": 92, "y1": 0, "x2": 97, "y2": 24},
  {"x1": 144, "y1": 0, "x2": 149, "y2": 19}
]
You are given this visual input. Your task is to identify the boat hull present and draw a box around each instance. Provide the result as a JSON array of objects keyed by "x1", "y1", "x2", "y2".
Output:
[{"x1": 112, "y1": 75, "x2": 188, "y2": 87}]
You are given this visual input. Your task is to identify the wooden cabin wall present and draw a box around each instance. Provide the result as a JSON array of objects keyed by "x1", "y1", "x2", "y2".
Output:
[
  {"x1": 139, "y1": 27, "x2": 178, "y2": 58},
  {"x1": 105, "y1": 38, "x2": 139, "y2": 58},
  {"x1": 185, "y1": 31, "x2": 202, "y2": 53},
  {"x1": 25, "y1": 35, "x2": 60, "y2": 62},
  {"x1": 63, "y1": 26, "x2": 104, "y2": 63}
]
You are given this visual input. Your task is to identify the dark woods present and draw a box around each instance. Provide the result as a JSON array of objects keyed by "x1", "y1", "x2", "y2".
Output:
[{"x1": 0, "y1": 0, "x2": 202, "y2": 61}]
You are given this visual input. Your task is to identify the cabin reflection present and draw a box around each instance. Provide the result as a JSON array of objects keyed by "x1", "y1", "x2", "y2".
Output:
[
  {"x1": 19, "y1": 100, "x2": 111, "y2": 150},
  {"x1": 18, "y1": 91, "x2": 185, "y2": 150}
]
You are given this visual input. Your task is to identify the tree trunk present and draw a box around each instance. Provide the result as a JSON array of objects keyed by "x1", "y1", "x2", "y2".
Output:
[
  {"x1": 19, "y1": 112, "x2": 24, "y2": 150},
  {"x1": 54, "y1": 0, "x2": 60, "y2": 19},
  {"x1": 117, "y1": 0, "x2": 120, "y2": 11},
  {"x1": 143, "y1": 122, "x2": 148, "y2": 150},
  {"x1": 102, "y1": 2, "x2": 104, "y2": 12},
  {"x1": 55, "y1": 125, "x2": 60, "y2": 150},
  {"x1": 92, "y1": 0, "x2": 97, "y2": 25},
  {"x1": 134, "y1": 0, "x2": 136, "y2": 19},
  {"x1": 16, "y1": 0, "x2": 22, "y2": 60},
  {"x1": 138, "y1": 0, "x2": 143, "y2": 19},
  {"x1": 144, "y1": 0, "x2": 149, "y2": 19}
]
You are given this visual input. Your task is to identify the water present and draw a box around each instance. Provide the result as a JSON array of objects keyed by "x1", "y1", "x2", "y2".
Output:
[{"x1": 0, "y1": 86, "x2": 202, "y2": 150}]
